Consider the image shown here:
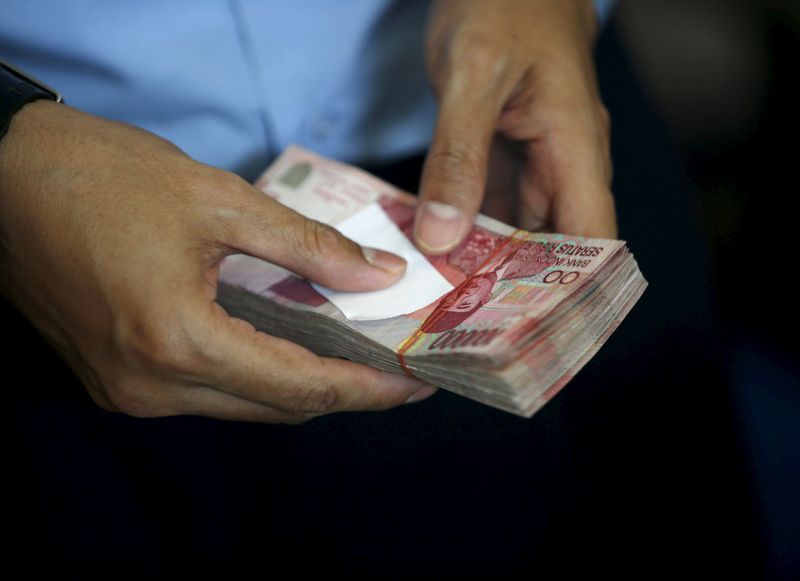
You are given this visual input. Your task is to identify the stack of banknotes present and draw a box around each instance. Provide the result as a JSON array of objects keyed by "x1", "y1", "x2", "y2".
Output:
[{"x1": 218, "y1": 146, "x2": 647, "y2": 417}]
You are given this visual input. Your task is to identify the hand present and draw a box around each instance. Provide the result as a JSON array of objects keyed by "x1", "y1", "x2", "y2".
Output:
[
  {"x1": 415, "y1": 0, "x2": 616, "y2": 254},
  {"x1": 0, "y1": 101, "x2": 435, "y2": 423}
]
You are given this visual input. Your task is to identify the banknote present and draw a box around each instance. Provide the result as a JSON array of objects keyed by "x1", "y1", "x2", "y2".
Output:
[{"x1": 218, "y1": 146, "x2": 647, "y2": 416}]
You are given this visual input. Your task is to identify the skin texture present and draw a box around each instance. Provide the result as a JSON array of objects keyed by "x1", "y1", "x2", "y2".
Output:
[
  {"x1": 415, "y1": 0, "x2": 617, "y2": 254},
  {"x1": 0, "y1": 102, "x2": 434, "y2": 423},
  {"x1": 0, "y1": 1, "x2": 614, "y2": 423}
]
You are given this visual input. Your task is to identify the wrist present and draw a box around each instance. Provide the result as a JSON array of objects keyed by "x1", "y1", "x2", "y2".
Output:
[{"x1": 0, "y1": 99, "x2": 67, "y2": 280}]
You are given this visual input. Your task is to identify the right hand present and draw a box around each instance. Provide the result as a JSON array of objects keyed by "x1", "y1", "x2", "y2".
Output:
[
  {"x1": 0, "y1": 101, "x2": 435, "y2": 423},
  {"x1": 415, "y1": 0, "x2": 616, "y2": 254}
]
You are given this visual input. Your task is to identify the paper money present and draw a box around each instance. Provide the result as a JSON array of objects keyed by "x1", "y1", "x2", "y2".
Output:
[{"x1": 218, "y1": 146, "x2": 647, "y2": 417}]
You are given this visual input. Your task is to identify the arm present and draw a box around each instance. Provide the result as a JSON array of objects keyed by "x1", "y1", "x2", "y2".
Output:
[{"x1": 0, "y1": 100, "x2": 434, "y2": 423}]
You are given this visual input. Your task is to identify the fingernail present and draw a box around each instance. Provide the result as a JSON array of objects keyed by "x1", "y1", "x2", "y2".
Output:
[
  {"x1": 415, "y1": 202, "x2": 467, "y2": 253},
  {"x1": 404, "y1": 385, "x2": 438, "y2": 404},
  {"x1": 362, "y1": 247, "x2": 407, "y2": 274}
]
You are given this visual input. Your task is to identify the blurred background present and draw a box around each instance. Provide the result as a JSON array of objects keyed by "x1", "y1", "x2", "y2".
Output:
[{"x1": 615, "y1": 0, "x2": 799, "y2": 577}]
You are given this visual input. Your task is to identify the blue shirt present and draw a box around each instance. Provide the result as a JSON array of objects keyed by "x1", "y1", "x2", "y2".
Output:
[{"x1": 1, "y1": 1, "x2": 616, "y2": 180}]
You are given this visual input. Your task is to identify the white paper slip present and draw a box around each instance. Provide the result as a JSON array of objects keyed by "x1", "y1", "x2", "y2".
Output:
[{"x1": 313, "y1": 203, "x2": 454, "y2": 321}]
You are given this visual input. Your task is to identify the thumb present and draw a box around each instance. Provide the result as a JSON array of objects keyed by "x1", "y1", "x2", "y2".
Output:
[
  {"x1": 226, "y1": 188, "x2": 407, "y2": 292},
  {"x1": 415, "y1": 91, "x2": 500, "y2": 255}
]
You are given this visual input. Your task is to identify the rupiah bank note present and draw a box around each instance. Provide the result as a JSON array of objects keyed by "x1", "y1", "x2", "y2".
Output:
[{"x1": 217, "y1": 146, "x2": 647, "y2": 416}]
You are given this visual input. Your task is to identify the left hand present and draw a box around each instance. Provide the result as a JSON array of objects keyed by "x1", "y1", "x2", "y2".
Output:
[{"x1": 414, "y1": 0, "x2": 617, "y2": 254}]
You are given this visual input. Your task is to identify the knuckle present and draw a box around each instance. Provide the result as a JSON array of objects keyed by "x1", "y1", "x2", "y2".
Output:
[
  {"x1": 287, "y1": 381, "x2": 338, "y2": 415},
  {"x1": 185, "y1": 165, "x2": 254, "y2": 217},
  {"x1": 463, "y1": 40, "x2": 508, "y2": 80},
  {"x1": 444, "y1": 34, "x2": 508, "y2": 85},
  {"x1": 193, "y1": 165, "x2": 249, "y2": 199},
  {"x1": 295, "y1": 219, "x2": 344, "y2": 261},
  {"x1": 426, "y1": 140, "x2": 485, "y2": 191}
]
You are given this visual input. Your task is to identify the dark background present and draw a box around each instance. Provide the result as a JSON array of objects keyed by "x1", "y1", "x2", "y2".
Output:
[
  {"x1": 617, "y1": 0, "x2": 800, "y2": 577},
  {"x1": 3, "y1": 1, "x2": 798, "y2": 579}
]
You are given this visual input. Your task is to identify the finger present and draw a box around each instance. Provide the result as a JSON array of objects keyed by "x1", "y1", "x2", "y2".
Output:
[
  {"x1": 519, "y1": 146, "x2": 616, "y2": 239},
  {"x1": 549, "y1": 105, "x2": 615, "y2": 238},
  {"x1": 90, "y1": 371, "x2": 309, "y2": 424},
  {"x1": 552, "y1": 178, "x2": 617, "y2": 240},
  {"x1": 481, "y1": 137, "x2": 520, "y2": 225},
  {"x1": 222, "y1": 183, "x2": 408, "y2": 292},
  {"x1": 539, "y1": 115, "x2": 616, "y2": 239},
  {"x1": 416, "y1": 75, "x2": 511, "y2": 254},
  {"x1": 173, "y1": 385, "x2": 312, "y2": 424},
  {"x1": 515, "y1": 140, "x2": 558, "y2": 233},
  {"x1": 504, "y1": 100, "x2": 616, "y2": 239},
  {"x1": 192, "y1": 302, "x2": 437, "y2": 415}
]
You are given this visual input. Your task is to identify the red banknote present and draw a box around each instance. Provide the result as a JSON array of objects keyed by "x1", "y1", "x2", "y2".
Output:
[{"x1": 218, "y1": 147, "x2": 647, "y2": 417}]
